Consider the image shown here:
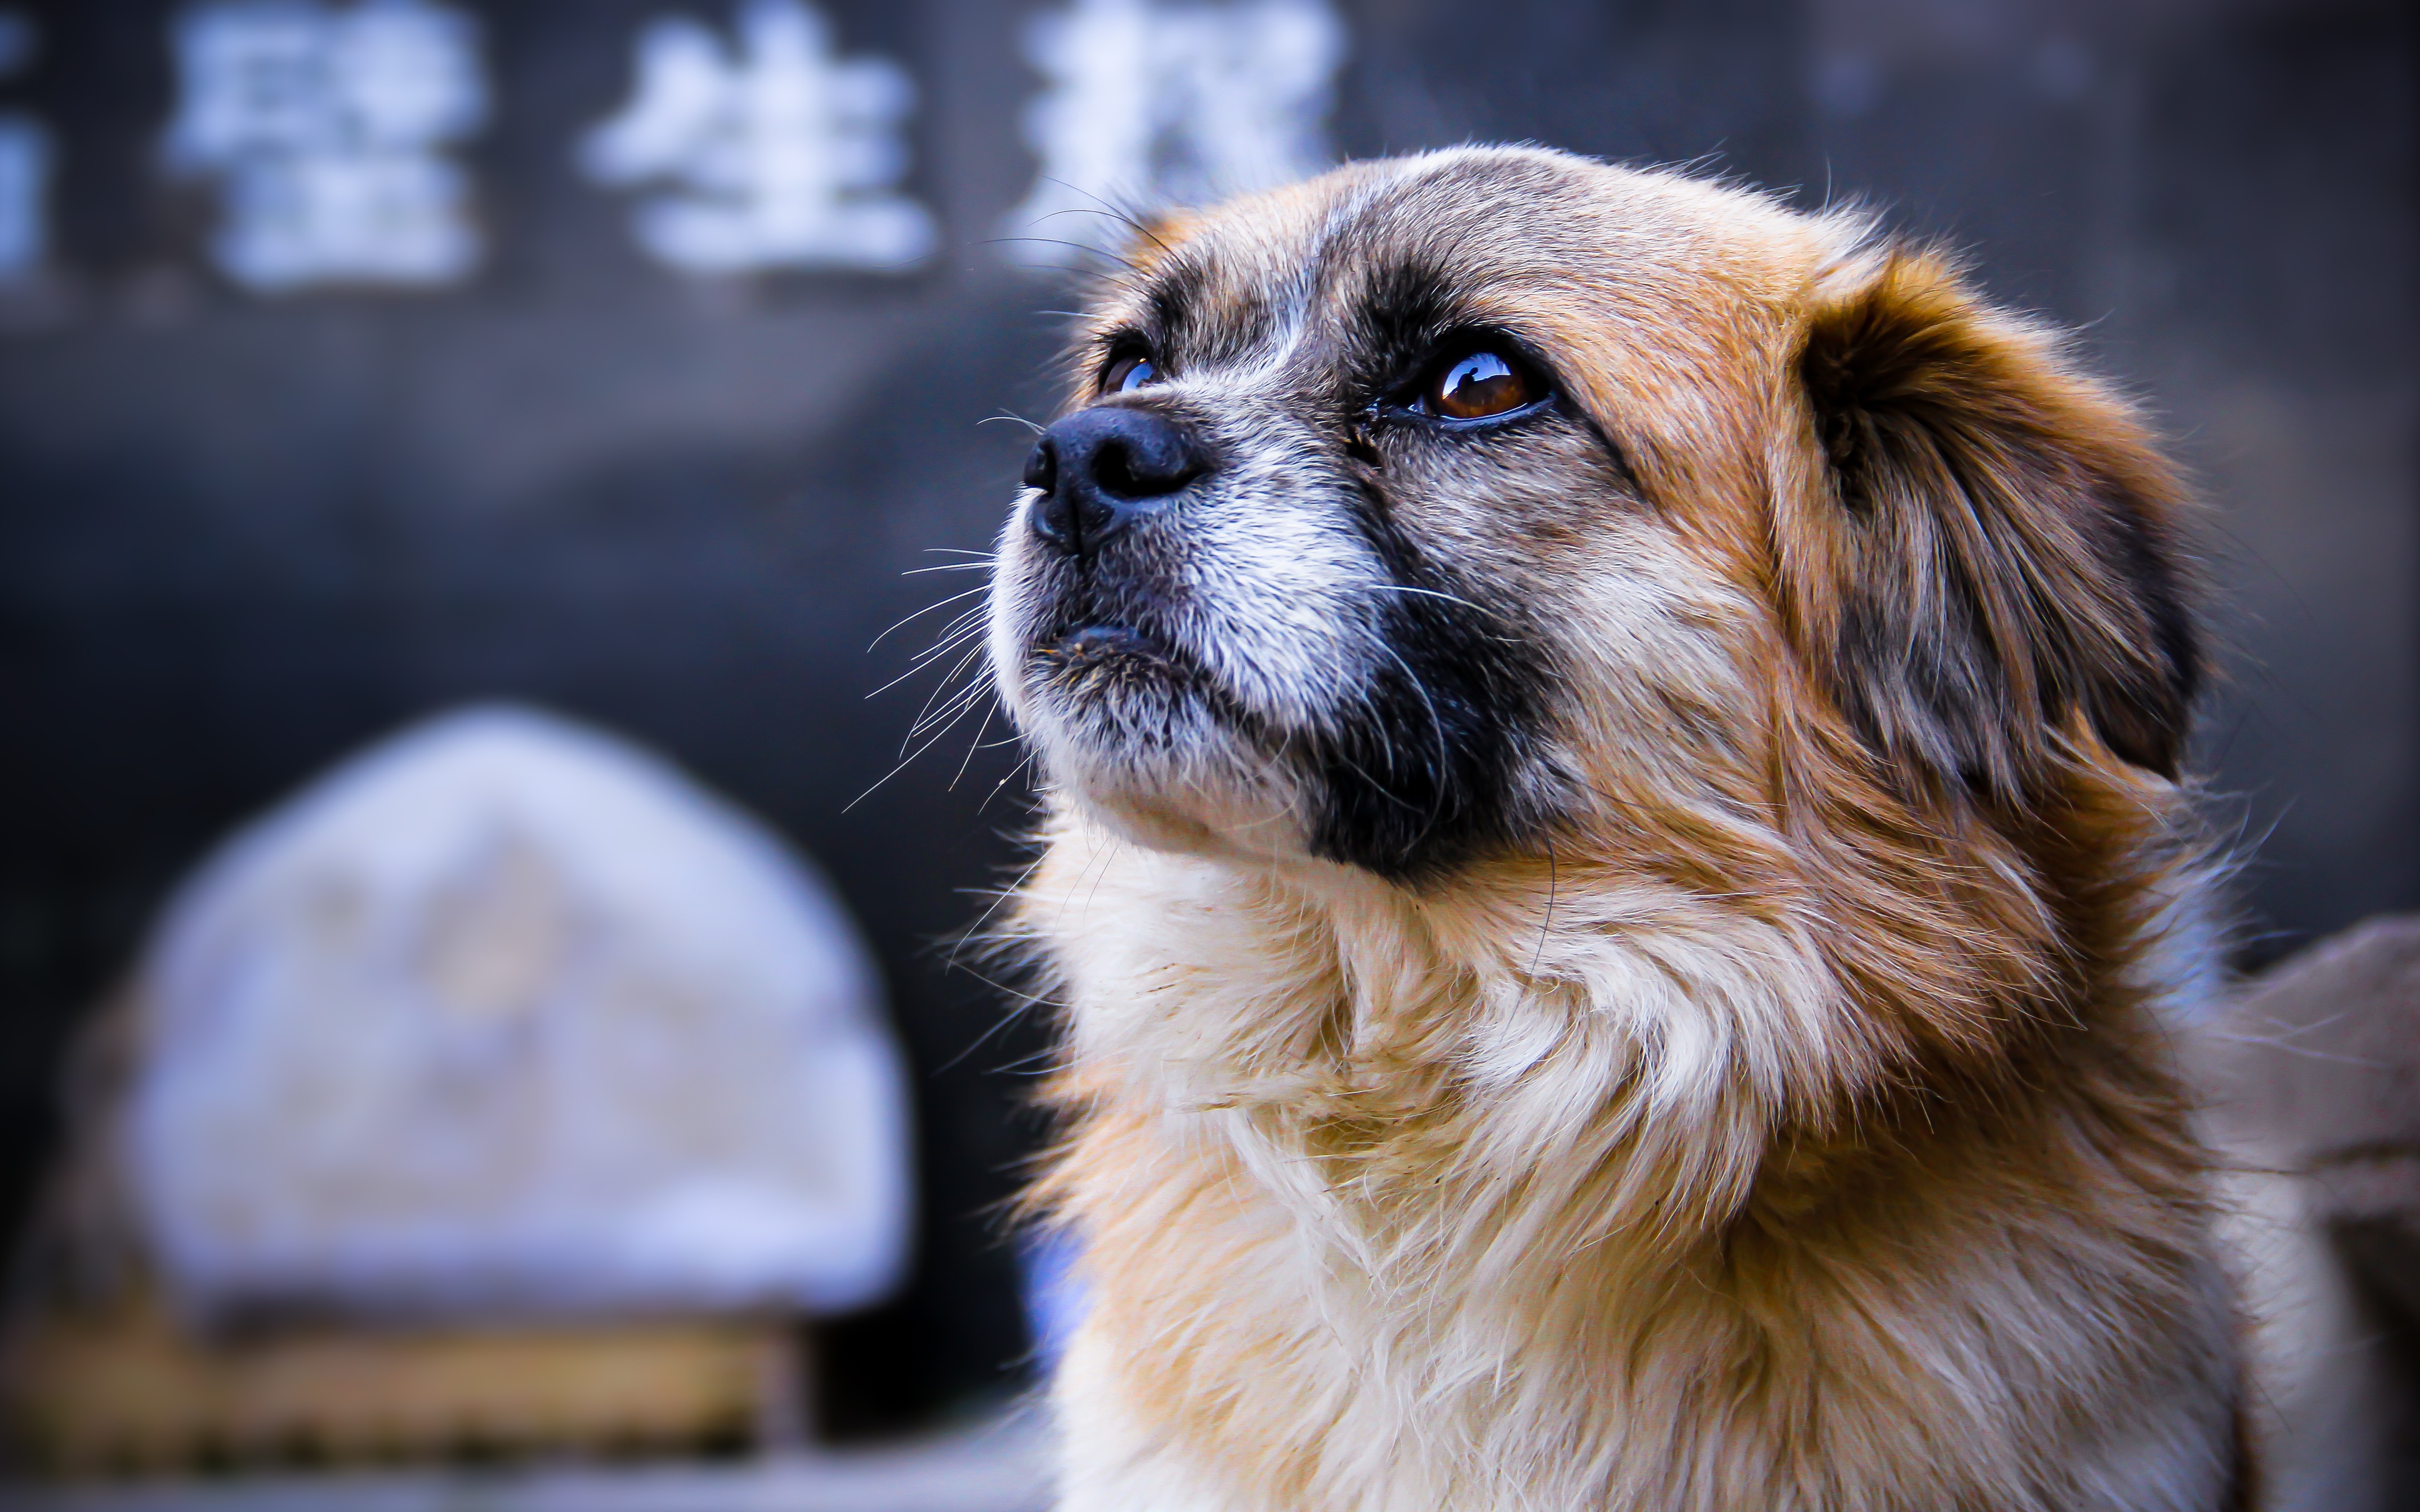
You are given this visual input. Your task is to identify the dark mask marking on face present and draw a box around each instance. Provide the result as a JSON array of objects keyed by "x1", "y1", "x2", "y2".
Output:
[{"x1": 1299, "y1": 477, "x2": 1555, "y2": 883}]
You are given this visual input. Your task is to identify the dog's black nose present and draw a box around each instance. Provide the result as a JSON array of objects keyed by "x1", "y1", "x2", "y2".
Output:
[{"x1": 1025, "y1": 406, "x2": 1207, "y2": 557}]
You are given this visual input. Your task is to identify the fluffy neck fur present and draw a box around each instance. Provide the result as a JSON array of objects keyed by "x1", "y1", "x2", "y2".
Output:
[{"x1": 1018, "y1": 750, "x2": 2242, "y2": 1512}]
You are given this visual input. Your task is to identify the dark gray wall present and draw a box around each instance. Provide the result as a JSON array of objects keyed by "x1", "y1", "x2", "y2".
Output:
[{"x1": 0, "y1": 0, "x2": 2410, "y2": 1428}]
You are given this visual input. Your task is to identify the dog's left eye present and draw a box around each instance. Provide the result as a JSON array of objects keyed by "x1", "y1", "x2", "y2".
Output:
[
  {"x1": 1423, "y1": 349, "x2": 1538, "y2": 420},
  {"x1": 1104, "y1": 354, "x2": 1161, "y2": 393}
]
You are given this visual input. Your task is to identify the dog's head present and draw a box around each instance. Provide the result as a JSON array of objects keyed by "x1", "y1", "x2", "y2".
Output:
[{"x1": 986, "y1": 148, "x2": 2199, "y2": 883}]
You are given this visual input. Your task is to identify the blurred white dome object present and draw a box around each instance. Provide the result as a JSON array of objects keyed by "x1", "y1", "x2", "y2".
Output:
[{"x1": 123, "y1": 704, "x2": 911, "y2": 1323}]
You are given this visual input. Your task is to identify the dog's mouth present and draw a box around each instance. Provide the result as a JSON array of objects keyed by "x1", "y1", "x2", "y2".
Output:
[
  {"x1": 1028, "y1": 614, "x2": 1189, "y2": 697},
  {"x1": 1022, "y1": 613, "x2": 1234, "y2": 735},
  {"x1": 1003, "y1": 601, "x2": 1314, "y2": 860},
  {"x1": 1035, "y1": 622, "x2": 1168, "y2": 675}
]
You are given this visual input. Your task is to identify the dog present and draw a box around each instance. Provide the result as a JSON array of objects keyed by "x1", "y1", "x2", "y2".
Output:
[{"x1": 983, "y1": 146, "x2": 2246, "y2": 1511}]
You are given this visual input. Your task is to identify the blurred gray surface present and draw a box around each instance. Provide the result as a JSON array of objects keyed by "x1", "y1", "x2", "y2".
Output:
[{"x1": 0, "y1": 1411, "x2": 1049, "y2": 1512}]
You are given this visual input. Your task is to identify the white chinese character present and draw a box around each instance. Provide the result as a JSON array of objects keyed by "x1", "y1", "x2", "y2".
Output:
[
  {"x1": 580, "y1": 0, "x2": 935, "y2": 276},
  {"x1": 1002, "y1": 0, "x2": 1343, "y2": 268},
  {"x1": 0, "y1": 9, "x2": 49, "y2": 281},
  {"x1": 162, "y1": 0, "x2": 488, "y2": 293}
]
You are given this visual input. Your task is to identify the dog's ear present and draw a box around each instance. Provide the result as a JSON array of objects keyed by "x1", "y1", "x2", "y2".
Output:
[{"x1": 1796, "y1": 242, "x2": 2201, "y2": 797}]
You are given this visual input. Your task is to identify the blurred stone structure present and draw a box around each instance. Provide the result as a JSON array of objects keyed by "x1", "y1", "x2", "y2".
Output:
[
  {"x1": 0, "y1": 0, "x2": 2409, "y2": 1428},
  {"x1": 3, "y1": 706, "x2": 910, "y2": 1470},
  {"x1": 129, "y1": 705, "x2": 908, "y2": 1323}
]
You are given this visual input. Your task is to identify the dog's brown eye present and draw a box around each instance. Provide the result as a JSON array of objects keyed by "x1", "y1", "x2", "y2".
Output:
[
  {"x1": 1429, "y1": 350, "x2": 1533, "y2": 419},
  {"x1": 1105, "y1": 354, "x2": 1160, "y2": 393}
]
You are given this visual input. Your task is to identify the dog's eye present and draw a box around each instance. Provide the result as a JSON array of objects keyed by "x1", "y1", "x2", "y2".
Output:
[
  {"x1": 1104, "y1": 354, "x2": 1161, "y2": 393},
  {"x1": 1427, "y1": 350, "x2": 1535, "y2": 420}
]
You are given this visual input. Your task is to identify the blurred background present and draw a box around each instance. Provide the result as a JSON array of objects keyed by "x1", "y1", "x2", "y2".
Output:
[{"x1": 0, "y1": 0, "x2": 2410, "y2": 1496}]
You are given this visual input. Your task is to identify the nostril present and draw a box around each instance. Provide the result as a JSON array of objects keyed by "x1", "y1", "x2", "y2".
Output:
[
  {"x1": 1092, "y1": 433, "x2": 1200, "y2": 499},
  {"x1": 1095, "y1": 441, "x2": 1140, "y2": 497},
  {"x1": 1022, "y1": 437, "x2": 1057, "y2": 494}
]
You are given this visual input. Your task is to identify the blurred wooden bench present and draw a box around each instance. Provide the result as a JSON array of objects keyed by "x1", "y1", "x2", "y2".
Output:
[{"x1": 1, "y1": 1291, "x2": 806, "y2": 1476}]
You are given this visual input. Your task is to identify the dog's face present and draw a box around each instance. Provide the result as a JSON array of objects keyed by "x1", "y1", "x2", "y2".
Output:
[{"x1": 987, "y1": 148, "x2": 2197, "y2": 883}]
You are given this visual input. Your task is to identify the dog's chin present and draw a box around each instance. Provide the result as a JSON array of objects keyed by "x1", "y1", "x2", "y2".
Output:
[
  {"x1": 1016, "y1": 626, "x2": 1308, "y2": 864},
  {"x1": 1060, "y1": 764, "x2": 1305, "y2": 864}
]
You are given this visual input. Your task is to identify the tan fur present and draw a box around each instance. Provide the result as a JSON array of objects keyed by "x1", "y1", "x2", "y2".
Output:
[{"x1": 989, "y1": 149, "x2": 2245, "y2": 1511}]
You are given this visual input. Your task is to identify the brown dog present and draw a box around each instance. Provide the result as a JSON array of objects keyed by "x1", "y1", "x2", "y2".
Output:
[{"x1": 985, "y1": 147, "x2": 2245, "y2": 1511}]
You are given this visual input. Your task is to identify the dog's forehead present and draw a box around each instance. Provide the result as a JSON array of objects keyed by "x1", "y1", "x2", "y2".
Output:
[{"x1": 1103, "y1": 150, "x2": 1817, "y2": 371}]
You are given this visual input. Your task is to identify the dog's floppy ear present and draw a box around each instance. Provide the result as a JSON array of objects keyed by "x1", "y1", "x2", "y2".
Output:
[{"x1": 1797, "y1": 242, "x2": 2201, "y2": 797}]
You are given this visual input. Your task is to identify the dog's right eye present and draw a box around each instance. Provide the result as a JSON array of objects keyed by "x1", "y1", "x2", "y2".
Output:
[
  {"x1": 1104, "y1": 354, "x2": 1161, "y2": 393},
  {"x1": 1382, "y1": 340, "x2": 1552, "y2": 427},
  {"x1": 1426, "y1": 350, "x2": 1537, "y2": 420}
]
